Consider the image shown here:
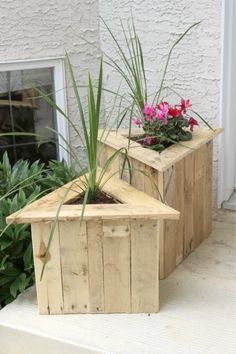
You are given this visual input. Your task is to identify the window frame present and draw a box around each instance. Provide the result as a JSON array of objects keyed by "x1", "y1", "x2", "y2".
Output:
[{"x1": 0, "y1": 57, "x2": 70, "y2": 164}]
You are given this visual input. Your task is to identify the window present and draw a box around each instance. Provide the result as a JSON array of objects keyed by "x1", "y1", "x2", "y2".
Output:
[{"x1": 0, "y1": 59, "x2": 69, "y2": 165}]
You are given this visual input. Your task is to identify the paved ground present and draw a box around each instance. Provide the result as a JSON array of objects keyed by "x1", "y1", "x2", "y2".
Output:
[{"x1": 0, "y1": 210, "x2": 235, "y2": 354}]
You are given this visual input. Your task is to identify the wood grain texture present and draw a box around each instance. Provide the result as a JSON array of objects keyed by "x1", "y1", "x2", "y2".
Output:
[
  {"x1": 87, "y1": 219, "x2": 104, "y2": 313},
  {"x1": 103, "y1": 220, "x2": 131, "y2": 313},
  {"x1": 193, "y1": 145, "x2": 205, "y2": 249},
  {"x1": 203, "y1": 141, "x2": 213, "y2": 240},
  {"x1": 183, "y1": 153, "x2": 194, "y2": 257},
  {"x1": 98, "y1": 128, "x2": 223, "y2": 172},
  {"x1": 7, "y1": 204, "x2": 179, "y2": 224},
  {"x1": 59, "y1": 221, "x2": 89, "y2": 314},
  {"x1": 99, "y1": 129, "x2": 221, "y2": 279},
  {"x1": 31, "y1": 222, "x2": 64, "y2": 315},
  {"x1": 131, "y1": 219, "x2": 159, "y2": 313},
  {"x1": 6, "y1": 173, "x2": 179, "y2": 225}
]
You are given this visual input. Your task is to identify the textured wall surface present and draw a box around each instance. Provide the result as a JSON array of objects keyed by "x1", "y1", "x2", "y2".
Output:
[
  {"x1": 0, "y1": 0, "x2": 222, "y2": 205},
  {"x1": 0, "y1": 0, "x2": 101, "y2": 160},
  {"x1": 99, "y1": 0, "x2": 222, "y2": 205}
]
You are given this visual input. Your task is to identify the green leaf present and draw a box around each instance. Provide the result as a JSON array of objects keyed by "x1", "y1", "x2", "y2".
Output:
[
  {"x1": 9, "y1": 273, "x2": 27, "y2": 298},
  {"x1": 23, "y1": 243, "x2": 33, "y2": 270}
]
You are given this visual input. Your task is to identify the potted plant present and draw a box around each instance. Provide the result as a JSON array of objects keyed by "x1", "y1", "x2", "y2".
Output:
[
  {"x1": 98, "y1": 20, "x2": 223, "y2": 278},
  {"x1": 6, "y1": 55, "x2": 179, "y2": 314}
]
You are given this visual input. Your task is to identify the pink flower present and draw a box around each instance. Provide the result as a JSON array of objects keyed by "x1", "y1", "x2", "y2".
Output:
[
  {"x1": 155, "y1": 101, "x2": 169, "y2": 123},
  {"x1": 143, "y1": 103, "x2": 156, "y2": 117},
  {"x1": 144, "y1": 115, "x2": 153, "y2": 123},
  {"x1": 132, "y1": 117, "x2": 143, "y2": 128},
  {"x1": 143, "y1": 136, "x2": 153, "y2": 145},
  {"x1": 181, "y1": 99, "x2": 192, "y2": 114},
  {"x1": 158, "y1": 116, "x2": 168, "y2": 125},
  {"x1": 157, "y1": 101, "x2": 169, "y2": 116},
  {"x1": 189, "y1": 117, "x2": 198, "y2": 131},
  {"x1": 168, "y1": 106, "x2": 181, "y2": 118}
]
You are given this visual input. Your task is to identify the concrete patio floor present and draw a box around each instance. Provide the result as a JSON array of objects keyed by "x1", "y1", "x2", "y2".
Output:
[{"x1": 0, "y1": 209, "x2": 235, "y2": 354}]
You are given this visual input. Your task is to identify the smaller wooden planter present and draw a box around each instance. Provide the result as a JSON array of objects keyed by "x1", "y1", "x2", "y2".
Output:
[
  {"x1": 98, "y1": 128, "x2": 223, "y2": 279},
  {"x1": 7, "y1": 173, "x2": 179, "y2": 314}
]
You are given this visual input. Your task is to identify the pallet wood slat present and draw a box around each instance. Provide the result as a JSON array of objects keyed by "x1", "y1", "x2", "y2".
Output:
[
  {"x1": 87, "y1": 220, "x2": 105, "y2": 313},
  {"x1": 103, "y1": 220, "x2": 131, "y2": 313},
  {"x1": 131, "y1": 219, "x2": 159, "y2": 313},
  {"x1": 98, "y1": 128, "x2": 223, "y2": 279},
  {"x1": 59, "y1": 220, "x2": 89, "y2": 313},
  {"x1": 31, "y1": 222, "x2": 64, "y2": 314}
]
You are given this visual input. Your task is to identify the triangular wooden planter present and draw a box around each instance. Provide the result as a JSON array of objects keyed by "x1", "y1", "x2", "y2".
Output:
[
  {"x1": 7, "y1": 173, "x2": 179, "y2": 314},
  {"x1": 98, "y1": 128, "x2": 223, "y2": 279}
]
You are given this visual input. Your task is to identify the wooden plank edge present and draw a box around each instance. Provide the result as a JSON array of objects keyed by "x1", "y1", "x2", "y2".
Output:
[
  {"x1": 99, "y1": 128, "x2": 223, "y2": 172},
  {"x1": 6, "y1": 204, "x2": 180, "y2": 224}
]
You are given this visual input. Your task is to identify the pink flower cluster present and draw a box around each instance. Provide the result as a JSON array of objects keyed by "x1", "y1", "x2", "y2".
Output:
[{"x1": 132, "y1": 99, "x2": 198, "y2": 132}]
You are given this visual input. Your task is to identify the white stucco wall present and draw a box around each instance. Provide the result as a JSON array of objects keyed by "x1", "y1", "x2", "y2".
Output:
[
  {"x1": 0, "y1": 0, "x2": 101, "y2": 161},
  {"x1": 99, "y1": 0, "x2": 222, "y2": 206},
  {"x1": 0, "y1": 0, "x2": 222, "y2": 205}
]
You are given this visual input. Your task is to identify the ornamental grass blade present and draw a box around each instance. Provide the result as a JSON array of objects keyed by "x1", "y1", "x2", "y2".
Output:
[
  {"x1": 65, "y1": 53, "x2": 89, "y2": 149},
  {"x1": 190, "y1": 109, "x2": 215, "y2": 131},
  {"x1": 40, "y1": 179, "x2": 80, "y2": 280},
  {"x1": 155, "y1": 21, "x2": 201, "y2": 104}
]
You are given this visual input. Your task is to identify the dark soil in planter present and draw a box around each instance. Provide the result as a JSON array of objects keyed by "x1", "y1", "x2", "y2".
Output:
[
  {"x1": 66, "y1": 190, "x2": 120, "y2": 205},
  {"x1": 129, "y1": 135, "x2": 173, "y2": 151}
]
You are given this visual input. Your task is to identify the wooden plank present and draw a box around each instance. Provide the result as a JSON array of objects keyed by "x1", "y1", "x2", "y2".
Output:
[
  {"x1": 118, "y1": 151, "x2": 131, "y2": 183},
  {"x1": 31, "y1": 222, "x2": 64, "y2": 315},
  {"x1": 131, "y1": 219, "x2": 159, "y2": 313},
  {"x1": 157, "y1": 172, "x2": 165, "y2": 279},
  {"x1": 6, "y1": 176, "x2": 87, "y2": 222},
  {"x1": 6, "y1": 171, "x2": 179, "y2": 225},
  {"x1": 102, "y1": 220, "x2": 130, "y2": 237},
  {"x1": 106, "y1": 146, "x2": 120, "y2": 175},
  {"x1": 100, "y1": 128, "x2": 223, "y2": 172},
  {"x1": 97, "y1": 141, "x2": 107, "y2": 168},
  {"x1": 159, "y1": 220, "x2": 165, "y2": 279},
  {"x1": 144, "y1": 165, "x2": 160, "y2": 199},
  {"x1": 102, "y1": 175, "x2": 180, "y2": 214},
  {"x1": 202, "y1": 141, "x2": 213, "y2": 240},
  {"x1": 193, "y1": 145, "x2": 206, "y2": 249},
  {"x1": 103, "y1": 220, "x2": 131, "y2": 313},
  {"x1": 183, "y1": 153, "x2": 194, "y2": 257},
  {"x1": 98, "y1": 143, "x2": 120, "y2": 176},
  {"x1": 174, "y1": 159, "x2": 185, "y2": 266},
  {"x1": 131, "y1": 158, "x2": 145, "y2": 191},
  {"x1": 87, "y1": 219, "x2": 104, "y2": 313},
  {"x1": 163, "y1": 166, "x2": 177, "y2": 277},
  {"x1": 59, "y1": 221, "x2": 89, "y2": 314},
  {"x1": 7, "y1": 204, "x2": 180, "y2": 224}
]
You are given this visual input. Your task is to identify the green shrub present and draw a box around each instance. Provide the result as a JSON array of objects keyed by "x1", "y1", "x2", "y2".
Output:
[{"x1": 0, "y1": 153, "x2": 77, "y2": 308}]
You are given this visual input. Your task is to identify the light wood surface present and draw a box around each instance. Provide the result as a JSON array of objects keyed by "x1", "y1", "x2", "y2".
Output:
[
  {"x1": 6, "y1": 170, "x2": 180, "y2": 314},
  {"x1": 31, "y1": 223, "x2": 64, "y2": 315},
  {"x1": 131, "y1": 219, "x2": 159, "y2": 313},
  {"x1": 87, "y1": 219, "x2": 104, "y2": 313},
  {"x1": 98, "y1": 127, "x2": 223, "y2": 172},
  {"x1": 29, "y1": 217, "x2": 162, "y2": 314},
  {"x1": 6, "y1": 172, "x2": 179, "y2": 224},
  {"x1": 99, "y1": 127, "x2": 222, "y2": 279}
]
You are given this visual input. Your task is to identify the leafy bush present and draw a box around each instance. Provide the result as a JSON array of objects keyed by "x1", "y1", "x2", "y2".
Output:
[{"x1": 0, "y1": 153, "x2": 77, "y2": 308}]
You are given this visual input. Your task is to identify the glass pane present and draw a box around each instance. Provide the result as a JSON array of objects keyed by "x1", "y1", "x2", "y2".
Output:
[
  {"x1": 0, "y1": 72, "x2": 14, "y2": 160},
  {"x1": 0, "y1": 67, "x2": 58, "y2": 164}
]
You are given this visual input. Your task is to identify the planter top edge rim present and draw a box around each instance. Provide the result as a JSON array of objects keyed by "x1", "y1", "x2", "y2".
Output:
[
  {"x1": 99, "y1": 127, "x2": 223, "y2": 171},
  {"x1": 6, "y1": 171, "x2": 179, "y2": 224},
  {"x1": 6, "y1": 204, "x2": 180, "y2": 224}
]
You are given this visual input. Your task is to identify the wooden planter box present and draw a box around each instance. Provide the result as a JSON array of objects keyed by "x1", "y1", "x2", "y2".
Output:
[
  {"x1": 7, "y1": 173, "x2": 179, "y2": 314},
  {"x1": 98, "y1": 128, "x2": 223, "y2": 279}
]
